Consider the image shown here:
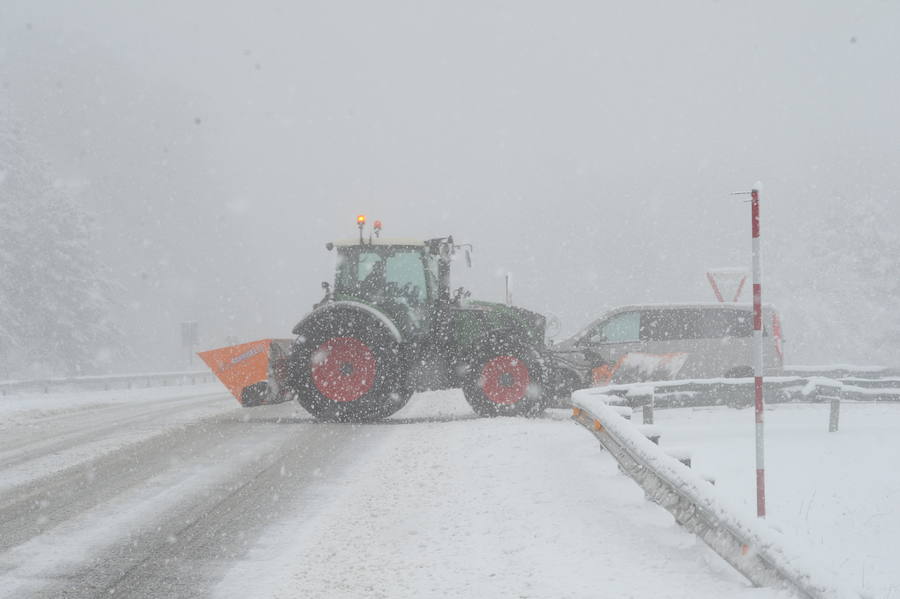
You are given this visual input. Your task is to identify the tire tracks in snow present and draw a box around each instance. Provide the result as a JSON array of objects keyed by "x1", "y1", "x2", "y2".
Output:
[
  {"x1": 0, "y1": 392, "x2": 228, "y2": 474},
  {"x1": 0, "y1": 404, "x2": 386, "y2": 599}
]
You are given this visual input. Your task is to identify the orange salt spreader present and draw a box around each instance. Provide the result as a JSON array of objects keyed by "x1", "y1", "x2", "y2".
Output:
[{"x1": 197, "y1": 338, "x2": 294, "y2": 407}]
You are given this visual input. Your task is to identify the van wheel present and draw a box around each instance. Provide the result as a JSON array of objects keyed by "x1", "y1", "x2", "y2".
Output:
[{"x1": 724, "y1": 366, "x2": 754, "y2": 378}]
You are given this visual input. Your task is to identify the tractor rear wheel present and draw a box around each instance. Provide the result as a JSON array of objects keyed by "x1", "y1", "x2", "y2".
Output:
[
  {"x1": 462, "y1": 335, "x2": 548, "y2": 417},
  {"x1": 289, "y1": 309, "x2": 411, "y2": 422}
]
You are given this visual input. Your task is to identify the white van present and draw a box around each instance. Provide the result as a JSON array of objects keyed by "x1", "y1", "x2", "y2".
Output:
[{"x1": 551, "y1": 303, "x2": 784, "y2": 387}]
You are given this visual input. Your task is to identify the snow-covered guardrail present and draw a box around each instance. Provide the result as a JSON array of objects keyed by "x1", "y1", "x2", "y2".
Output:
[
  {"x1": 0, "y1": 370, "x2": 217, "y2": 396},
  {"x1": 782, "y1": 365, "x2": 900, "y2": 379},
  {"x1": 590, "y1": 373, "x2": 900, "y2": 409},
  {"x1": 571, "y1": 389, "x2": 861, "y2": 599}
]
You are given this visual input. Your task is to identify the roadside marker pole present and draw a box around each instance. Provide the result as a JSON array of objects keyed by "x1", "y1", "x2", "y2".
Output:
[
  {"x1": 732, "y1": 184, "x2": 766, "y2": 518},
  {"x1": 750, "y1": 186, "x2": 766, "y2": 518}
]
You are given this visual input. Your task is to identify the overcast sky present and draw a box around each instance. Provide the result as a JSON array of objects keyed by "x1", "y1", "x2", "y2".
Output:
[{"x1": 2, "y1": 1, "x2": 898, "y2": 367}]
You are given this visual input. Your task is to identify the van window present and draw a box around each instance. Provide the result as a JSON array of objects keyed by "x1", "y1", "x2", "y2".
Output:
[
  {"x1": 589, "y1": 311, "x2": 640, "y2": 343},
  {"x1": 641, "y1": 309, "x2": 703, "y2": 341},
  {"x1": 640, "y1": 307, "x2": 758, "y2": 341},
  {"x1": 701, "y1": 308, "x2": 753, "y2": 338}
]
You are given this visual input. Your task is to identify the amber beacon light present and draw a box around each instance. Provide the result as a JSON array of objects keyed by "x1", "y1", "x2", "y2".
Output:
[{"x1": 356, "y1": 214, "x2": 367, "y2": 243}]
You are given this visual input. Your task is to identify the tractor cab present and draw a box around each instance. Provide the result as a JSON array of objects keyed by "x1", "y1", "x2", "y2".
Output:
[
  {"x1": 331, "y1": 240, "x2": 439, "y2": 307},
  {"x1": 324, "y1": 218, "x2": 469, "y2": 339}
]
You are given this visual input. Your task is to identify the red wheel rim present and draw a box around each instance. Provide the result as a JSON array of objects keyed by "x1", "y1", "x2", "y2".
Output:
[
  {"x1": 311, "y1": 337, "x2": 376, "y2": 402},
  {"x1": 481, "y1": 355, "x2": 530, "y2": 405}
]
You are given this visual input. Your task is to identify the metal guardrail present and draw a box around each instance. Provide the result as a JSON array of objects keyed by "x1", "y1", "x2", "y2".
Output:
[
  {"x1": 0, "y1": 370, "x2": 217, "y2": 396},
  {"x1": 783, "y1": 365, "x2": 900, "y2": 379},
  {"x1": 571, "y1": 390, "x2": 861, "y2": 599},
  {"x1": 587, "y1": 374, "x2": 900, "y2": 409}
]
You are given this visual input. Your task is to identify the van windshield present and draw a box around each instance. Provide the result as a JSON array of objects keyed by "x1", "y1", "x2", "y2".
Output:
[{"x1": 588, "y1": 311, "x2": 640, "y2": 343}]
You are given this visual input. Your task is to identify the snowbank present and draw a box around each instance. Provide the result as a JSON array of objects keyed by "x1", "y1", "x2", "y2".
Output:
[
  {"x1": 572, "y1": 389, "x2": 863, "y2": 599},
  {"x1": 656, "y1": 402, "x2": 900, "y2": 599}
]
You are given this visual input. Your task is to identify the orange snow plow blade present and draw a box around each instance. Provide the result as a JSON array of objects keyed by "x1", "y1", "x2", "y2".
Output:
[{"x1": 198, "y1": 339, "x2": 293, "y2": 407}]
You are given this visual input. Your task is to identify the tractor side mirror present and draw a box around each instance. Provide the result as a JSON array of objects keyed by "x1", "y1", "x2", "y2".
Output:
[
  {"x1": 314, "y1": 281, "x2": 333, "y2": 309},
  {"x1": 464, "y1": 248, "x2": 472, "y2": 268},
  {"x1": 452, "y1": 287, "x2": 471, "y2": 304}
]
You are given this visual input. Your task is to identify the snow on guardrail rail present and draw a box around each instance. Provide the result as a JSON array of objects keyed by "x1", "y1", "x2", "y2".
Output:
[
  {"x1": 0, "y1": 370, "x2": 217, "y2": 396},
  {"x1": 783, "y1": 365, "x2": 900, "y2": 378},
  {"x1": 571, "y1": 389, "x2": 864, "y2": 599},
  {"x1": 586, "y1": 372, "x2": 900, "y2": 409}
]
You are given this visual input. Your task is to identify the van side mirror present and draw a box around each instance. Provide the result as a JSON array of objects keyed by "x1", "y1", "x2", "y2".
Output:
[{"x1": 577, "y1": 333, "x2": 605, "y2": 346}]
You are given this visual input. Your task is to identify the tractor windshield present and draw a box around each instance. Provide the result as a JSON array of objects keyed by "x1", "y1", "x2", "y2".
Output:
[{"x1": 335, "y1": 247, "x2": 432, "y2": 305}]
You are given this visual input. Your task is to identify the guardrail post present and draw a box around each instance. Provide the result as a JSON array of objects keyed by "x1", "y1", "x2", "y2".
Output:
[
  {"x1": 637, "y1": 426, "x2": 660, "y2": 445},
  {"x1": 828, "y1": 398, "x2": 840, "y2": 432},
  {"x1": 643, "y1": 390, "x2": 655, "y2": 424}
]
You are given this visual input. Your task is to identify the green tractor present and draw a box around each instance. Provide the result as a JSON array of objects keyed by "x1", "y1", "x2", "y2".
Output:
[{"x1": 285, "y1": 219, "x2": 552, "y2": 421}]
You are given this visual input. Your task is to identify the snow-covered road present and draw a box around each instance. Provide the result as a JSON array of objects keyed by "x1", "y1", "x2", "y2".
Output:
[{"x1": 0, "y1": 386, "x2": 780, "y2": 598}]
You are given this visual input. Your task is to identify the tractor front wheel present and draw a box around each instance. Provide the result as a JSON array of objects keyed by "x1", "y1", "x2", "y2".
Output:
[{"x1": 462, "y1": 335, "x2": 547, "y2": 417}]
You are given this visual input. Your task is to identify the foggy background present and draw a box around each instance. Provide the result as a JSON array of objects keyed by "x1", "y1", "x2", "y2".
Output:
[{"x1": 1, "y1": 0, "x2": 898, "y2": 373}]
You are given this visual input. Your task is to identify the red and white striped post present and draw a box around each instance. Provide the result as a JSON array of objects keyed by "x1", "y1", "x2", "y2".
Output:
[{"x1": 750, "y1": 184, "x2": 766, "y2": 518}]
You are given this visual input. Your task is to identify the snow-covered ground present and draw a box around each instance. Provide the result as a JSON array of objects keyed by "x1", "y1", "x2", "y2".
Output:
[
  {"x1": 654, "y1": 402, "x2": 900, "y2": 599},
  {"x1": 5, "y1": 383, "x2": 892, "y2": 597},
  {"x1": 214, "y1": 393, "x2": 780, "y2": 599},
  {"x1": 0, "y1": 384, "x2": 787, "y2": 598},
  {"x1": 0, "y1": 383, "x2": 232, "y2": 493},
  {"x1": 0, "y1": 382, "x2": 228, "y2": 421}
]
